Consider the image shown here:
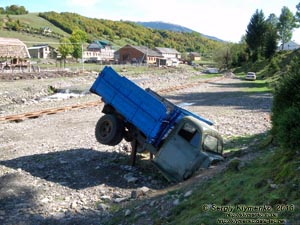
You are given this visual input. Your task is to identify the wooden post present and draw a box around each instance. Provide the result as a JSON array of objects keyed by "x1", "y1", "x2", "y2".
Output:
[{"x1": 130, "y1": 140, "x2": 137, "y2": 166}]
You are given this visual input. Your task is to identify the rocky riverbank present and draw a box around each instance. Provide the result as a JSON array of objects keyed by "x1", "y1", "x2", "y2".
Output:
[{"x1": 0, "y1": 66, "x2": 272, "y2": 225}]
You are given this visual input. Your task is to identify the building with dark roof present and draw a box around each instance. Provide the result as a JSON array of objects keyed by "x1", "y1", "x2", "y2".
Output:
[
  {"x1": 87, "y1": 40, "x2": 111, "y2": 51},
  {"x1": 116, "y1": 44, "x2": 162, "y2": 64},
  {"x1": 83, "y1": 40, "x2": 114, "y2": 63}
]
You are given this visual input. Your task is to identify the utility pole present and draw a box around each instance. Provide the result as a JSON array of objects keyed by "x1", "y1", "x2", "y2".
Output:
[{"x1": 81, "y1": 43, "x2": 84, "y2": 71}]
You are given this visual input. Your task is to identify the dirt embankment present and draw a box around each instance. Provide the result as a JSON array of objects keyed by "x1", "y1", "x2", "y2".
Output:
[{"x1": 0, "y1": 68, "x2": 272, "y2": 225}]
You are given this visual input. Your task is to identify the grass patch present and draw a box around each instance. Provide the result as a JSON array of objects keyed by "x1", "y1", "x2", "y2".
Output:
[
  {"x1": 233, "y1": 73, "x2": 272, "y2": 93},
  {"x1": 199, "y1": 73, "x2": 223, "y2": 79},
  {"x1": 242, "y1": 80, "x2": 272, "y2": 93},
  {"x1": 163, "y1": 145, "x2": 300, "y2": 225},
  {"x1": 196, "y1": 60, "x2": 217, "y2": 67},
  {"x1": 35, "y1": 61, "x2": 104, "y2": 72},
  {"x1": 0, "y1": 29, "x2": 61, "y2": 46},
  {"x1": 112, "y1": 64, "x2": 190, "y2": 77},
  {"x1": 190, "y1": 73, "x2": 223, "y2": 80},
  {"x1": 224, "y1": 133, "x2": 264, "y2": 153}
]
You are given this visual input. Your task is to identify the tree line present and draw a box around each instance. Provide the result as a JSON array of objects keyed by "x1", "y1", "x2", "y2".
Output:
[
  {"x1": 0, "y1": 5, "x2": 28, "y2": 15},
  {"x1": 216, "y1": 3, "x2": 300, "y2": 69},
  {"x1": 246, "y1": 5, "x2": 299, "y2": 60}
]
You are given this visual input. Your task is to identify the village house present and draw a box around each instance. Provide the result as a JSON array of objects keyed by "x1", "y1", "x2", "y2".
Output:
[
  {"x1": 28, "y1": 44, "x2": 57, "y2": 59},
  {"x1": 279, "y1": 40, "x2": 300, "y2": 51},
  {"x1": 188, "y1": 52, "x2": 201, "y2": 61},
  {"x1": 83, "y1": 40, "x2": 115, "y2": 63},
  {"x1": 115, "y1": 44, "x2": 162, "y2": 64},
  {"x1": 154, "y1": 47, "x2": 181, "y2": 59},
  {"x1": 0, "y1": 37, "x2": 30, "y2": 71},
  {"x1": 154, "y1": 47, "x2": 181, "y2": 67},
  {"x1": 41, "y1": 27, "x2": 52, "y2": 35}
]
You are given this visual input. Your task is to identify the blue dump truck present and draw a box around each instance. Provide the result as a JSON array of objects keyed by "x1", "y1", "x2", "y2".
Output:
[{"x1": 90, "y1": 66, "x2": 224, "y2": 182}]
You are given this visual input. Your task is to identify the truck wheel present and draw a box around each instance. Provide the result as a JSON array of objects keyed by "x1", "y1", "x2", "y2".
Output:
[{"x1": 95, "y1": 114, "x2": 124, "y2": 146}]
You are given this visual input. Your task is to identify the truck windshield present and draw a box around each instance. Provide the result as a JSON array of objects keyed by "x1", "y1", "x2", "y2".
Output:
[
  {"x1": 178, "y1": 122, "x2": 200, "y2": 148},
  {"x1": 203, "y1": 135, "x2": 222, "y2": 154}
]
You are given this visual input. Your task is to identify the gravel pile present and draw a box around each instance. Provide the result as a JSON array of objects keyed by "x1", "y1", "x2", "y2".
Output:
[{"x1": 0, "y1": 67, "x2": 272, "y2": 225}]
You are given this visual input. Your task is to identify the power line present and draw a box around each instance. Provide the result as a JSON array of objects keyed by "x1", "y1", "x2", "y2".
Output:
[{"x1": 23, "y1": 41, "x2": 85, "y2": 45}]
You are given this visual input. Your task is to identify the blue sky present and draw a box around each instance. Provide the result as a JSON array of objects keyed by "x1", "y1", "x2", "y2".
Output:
[{"x1": 1, "y1": 0, "x2": 300, "y2": 43}]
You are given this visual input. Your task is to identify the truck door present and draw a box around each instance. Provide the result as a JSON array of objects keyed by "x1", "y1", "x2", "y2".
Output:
[{"x1": 152, "y1": 119, "x2": 210, "y2": 182}]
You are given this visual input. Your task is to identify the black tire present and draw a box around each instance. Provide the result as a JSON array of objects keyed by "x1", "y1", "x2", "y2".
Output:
[{"x1": 95, "y1": 114, "x2": 124, "y2": 146}]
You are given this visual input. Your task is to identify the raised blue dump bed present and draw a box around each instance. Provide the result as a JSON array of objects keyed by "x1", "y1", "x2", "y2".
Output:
[
  {"x1": 90, "y1": 66, "x2": 213, "y2": 144},
  {"x1": 90, "y1": 66, "x2": 176, "y2": 143}
]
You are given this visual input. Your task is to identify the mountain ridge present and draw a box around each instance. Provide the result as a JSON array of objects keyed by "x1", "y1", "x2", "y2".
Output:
[{"x1": 136, "y1": 21, "x2": 224, "y2": 42}]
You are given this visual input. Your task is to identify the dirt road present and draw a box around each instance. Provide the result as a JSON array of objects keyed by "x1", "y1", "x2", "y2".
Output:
[{"x1": 0, "y1": 68, "x2": 272, "y2": 225}]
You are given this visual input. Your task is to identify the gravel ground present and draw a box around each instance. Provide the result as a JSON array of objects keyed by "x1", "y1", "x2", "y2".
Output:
[{"x1": 0, "y1": 67, "x2": 272, "y2": 225}]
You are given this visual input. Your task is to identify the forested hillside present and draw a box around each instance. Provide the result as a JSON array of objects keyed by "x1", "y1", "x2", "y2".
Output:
[
  {"x1": 38, "y1": 12, "x2": 223, "y2": 54},
  {"x1": 137, "y1": 21, "x2": 224, "y2": 42}
]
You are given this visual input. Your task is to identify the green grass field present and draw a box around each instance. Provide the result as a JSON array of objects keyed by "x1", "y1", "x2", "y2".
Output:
[
  {"x1": 0, "y1": 13, "x2": 69, "y2": 35},
  {"x1": 0, "y1": 29, "x2": 62, "y2": 47},
  {"x1": 0, "y1": 13, "x2": 69, "y2": 46}
]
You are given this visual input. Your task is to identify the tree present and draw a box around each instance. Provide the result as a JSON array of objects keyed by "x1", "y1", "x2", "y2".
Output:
[
  {"x1": 267, "y1": 13, "x2": 279, "y2": 28},
  {"x1": 69, "y1": 29, "x2": 87, "y2": 60},
  {"x1": 245, "y1": 9, "x2": 267, "y2": 60},
  {"x1": 229, "y1": 40, "x2": 248, "y2": 67},
  {"x1": 277, "y1": 6, "x2": 296, "y2": 50},
  {"x1": 19, "y1": 6, "x2": 28, "y2": 14},
  {"x1": 264, "y1": 14, "x2": 278, "y2": 58},
  {"x1": 5, "y1": 16, "x2": 21, "y2": 31},
  {"x1": 5, "y1": 5, "x2": 28, "y2": 15},
  {"x1": 213, "y1": 44, "x2": 232, "y2": 70},
  {"x1": 295, "y1": 2, "x2": 300, "y2": 28},
  {"x1": 58, "y1": 37, "x2": 73, "y2": 67}
]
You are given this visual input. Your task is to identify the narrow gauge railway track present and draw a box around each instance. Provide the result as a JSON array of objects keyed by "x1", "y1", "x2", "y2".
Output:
[
  {"x1": 0, "y1": 101, "x2": 102, "y2": 122},
  {"x1": 0, "y1": 76, "x2": 224, "y2": 123}
]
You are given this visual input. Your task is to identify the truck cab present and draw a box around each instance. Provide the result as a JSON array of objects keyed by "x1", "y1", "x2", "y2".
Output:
[{"x1": 152, "y1": 116, "x2": 223, "y2": 182}]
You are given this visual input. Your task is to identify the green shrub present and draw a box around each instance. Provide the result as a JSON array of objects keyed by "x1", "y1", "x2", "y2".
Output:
[
  {"x1": 268, "y1": 57, "x2": 280, "y2": 75},
  {"x1": 272, "y1": 57, "x2": 300, "y2": 153},
  {"x1": 275, "y1": 106, "x2": 300, "y2": 150}
]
